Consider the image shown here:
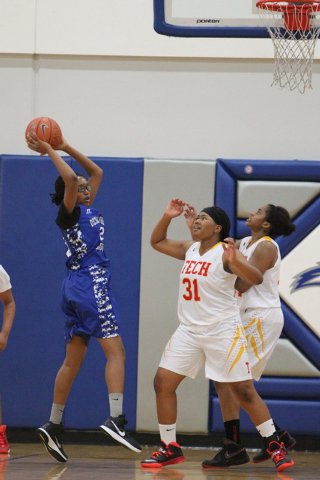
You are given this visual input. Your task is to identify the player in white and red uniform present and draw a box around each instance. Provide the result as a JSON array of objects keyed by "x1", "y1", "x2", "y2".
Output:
[
  {"x1": 237, "y1": 235, "x2": 283, "y2": 380},
  {"x1": 140, "y1": 199, "x2": 294, "y2": 473},
  {"x1": 0, "y1": 265, "x2": 15, "y2": 455},
  {"x1": 213, "y1": 204, "x2": 296, "y2": 465}
]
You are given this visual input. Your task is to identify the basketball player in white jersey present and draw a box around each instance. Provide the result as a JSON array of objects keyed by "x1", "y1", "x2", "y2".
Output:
[
  {"x1": 212, "y1": 204, "x2": 296, "y2": 466},
  {"x1": 185, "y1": 203, "x2": 296, "y2": 468},
  {"x1": 140, "y1": 198, "x2": 294, "y2": 473},
  {"x1": 0, "y1": 265, "x2": 15, "y2": 455}
]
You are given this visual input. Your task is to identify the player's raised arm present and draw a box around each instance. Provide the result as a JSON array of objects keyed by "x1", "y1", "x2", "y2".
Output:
[{"x1": 151, "y1": 198, "x2": 194, "y2": 260}]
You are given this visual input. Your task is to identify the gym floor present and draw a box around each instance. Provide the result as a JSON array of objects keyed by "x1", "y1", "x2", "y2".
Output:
[{"x1": 1, "y1": 442, "x2": 319, "y2": 480}]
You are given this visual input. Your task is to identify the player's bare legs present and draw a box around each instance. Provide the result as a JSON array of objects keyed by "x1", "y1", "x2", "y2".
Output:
[
  {"x1": 141, "y1": 367, "x2": 186, "y2": 468},
  {"x1": 214, "y1": 381, "x2": 240, "y2": 421},
  {"x1": 229, "y1": 380, "x2": 271, "y2": 425},
  {"x1": 154, "y1": 367, "x2": 185, "y2": 424},
  {"x1": 98, "y1": 336, "x2": 125, "y2": 393},
  {"x1": 53, "y1": 335, "x2": 87, "y2": 404}
]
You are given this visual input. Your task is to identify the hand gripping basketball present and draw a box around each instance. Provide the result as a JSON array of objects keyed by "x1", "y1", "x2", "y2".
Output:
[{"x1": 25, "y1": 117, "x2": 62, "y2": 149}]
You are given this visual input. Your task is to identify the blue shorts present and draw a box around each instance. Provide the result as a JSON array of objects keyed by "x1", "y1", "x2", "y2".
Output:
[{"x1": 60, "y1": 265, "x2": 121, "y2": 345}]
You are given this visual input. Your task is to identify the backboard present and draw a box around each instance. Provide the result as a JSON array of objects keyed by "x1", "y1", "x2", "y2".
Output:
[{"x1": 154, "y1": 0, "x2": 270, "y2": 38}]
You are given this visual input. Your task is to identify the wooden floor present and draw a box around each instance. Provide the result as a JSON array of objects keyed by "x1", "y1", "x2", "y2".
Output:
[{"x1": 0, "y1": 443, "x2": 319, "y2": 480}]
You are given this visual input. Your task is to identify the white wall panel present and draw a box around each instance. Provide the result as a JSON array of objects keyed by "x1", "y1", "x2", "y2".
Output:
[
  {"x1": 0, "y1": 56, "x2": 36, "y2": 154},
  {"x1": 263, "y1": 339, "x2": 320, "y2": 377},
  {"x1": 0, "y1": 0, "x2": 298, "y2": 59},
  {"x1": 0, "y1": 1, "x2": 36, "y2": 54},
  {"x1": 137, "y1": 159, "x2": 216, "y2": 433},
  {"x1": 237, "y1": 181, "x2": 320, "y2": 218},
  {"x1": 2, "y1": 56, "x2": 320, "y2": 160}
]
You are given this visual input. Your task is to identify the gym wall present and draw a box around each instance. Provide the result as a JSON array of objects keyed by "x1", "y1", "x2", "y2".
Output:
[{"x1": 1, "y1": 0, "x2": 320, "y2": 437}]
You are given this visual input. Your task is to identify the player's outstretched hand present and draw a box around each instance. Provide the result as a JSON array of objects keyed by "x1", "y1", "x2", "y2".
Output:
[
  {"x1": 55, "y1": 136, "x2": 69, "y2": 152},
  {"x1": 26, "y1": 132, "x2": 51, "y2": 156},
  {"x1": 184, "y1": 203, "x2": 197, "y2": 230},
  {"x1": 164, "y1": 198, "x2": 186, "y2": 218},
  {"x1": 222, "y1": 237, "x2": 236, "y2": 263}
]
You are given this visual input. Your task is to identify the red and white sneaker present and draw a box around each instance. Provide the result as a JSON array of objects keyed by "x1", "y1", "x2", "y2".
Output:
[
  {"x1": 0, "y1": 426, "x2": 10, "y2": 454},
  {"x1": 141, "y1": 441, "x2": 185, "y2": 468}
]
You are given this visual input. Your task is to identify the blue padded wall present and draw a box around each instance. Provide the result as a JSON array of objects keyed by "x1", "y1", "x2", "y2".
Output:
[
  {"x1": 209, "y1": 377, "x2": 320, "y2": 435},
  {"x1": 0, "y1": 155, "x2": 143, "y2": 430}
]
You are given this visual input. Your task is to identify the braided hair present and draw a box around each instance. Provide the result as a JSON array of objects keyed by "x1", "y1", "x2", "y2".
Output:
[{"x1": 265, "y1": 205, "x2": 296, "y2": 238}]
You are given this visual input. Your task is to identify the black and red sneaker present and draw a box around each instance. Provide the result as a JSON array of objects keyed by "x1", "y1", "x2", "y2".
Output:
[
  {"x1": 202, "y1": 439, "x2": 250, "y2": 469},
  {"x1": 267, "y1": 441, "x2": 294, "y2": 472},
  {"x1": 140, "y1": 441, "x2": 185, "y2": 468},
  {"x1": 253, "y1": 430, "x2": 296, "y2": 463}
]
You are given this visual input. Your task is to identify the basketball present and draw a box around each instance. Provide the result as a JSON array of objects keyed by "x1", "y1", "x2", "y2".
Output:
[{"x1": 25, "y1": 117, "x2": 62, "y2": 149}]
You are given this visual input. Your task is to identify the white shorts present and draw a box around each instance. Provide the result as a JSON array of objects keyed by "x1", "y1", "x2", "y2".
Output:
[
  {"x1": 241, "y1": 307, "x2": 284, "y2": 381},
  {"x1": 159, "y1": 315, "x2": 253, "y2": 383}
]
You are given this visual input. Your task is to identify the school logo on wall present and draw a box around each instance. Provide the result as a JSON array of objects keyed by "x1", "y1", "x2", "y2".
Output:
[
  {"x1": 290, "y1": 262, "x2": 320, "y2": 293},
  {"x1": 279, "y1": 225, "x2": 320, "y2": 339}
]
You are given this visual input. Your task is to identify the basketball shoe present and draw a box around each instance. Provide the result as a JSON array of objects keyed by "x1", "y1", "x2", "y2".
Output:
[
  {"x1": 0, "y1": 426, "x2": 10, "y2": 454},
  {"x1": 37, "y1": 422, "x2": 68, "y2": 463},
  {"x1": 253, "y1": 430, "x2": 296, "y2": 463},
  {"x1": 202, "y1": 439, "x2": 250, "y2": 469},
  {"x1": 141, "y1": 441, "x2": 185, "y2": 467},
  {"x1": 100, "y1": 415, "x2": 142, "y2": 452},
  {"x1": 267, "y1": 440, "x2": 294, "y2": 472}
]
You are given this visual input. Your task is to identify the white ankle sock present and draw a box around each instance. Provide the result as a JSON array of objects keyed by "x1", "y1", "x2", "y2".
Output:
[
  {"x1": 159, "y1": 423, "x2": 176, "y2": 445},
  {"x1": 256, "y1": 419, "x2": 276, "y2": 438}
]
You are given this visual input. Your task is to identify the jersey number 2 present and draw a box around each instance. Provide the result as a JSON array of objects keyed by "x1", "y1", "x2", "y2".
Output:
[{"x1": 182, "y1": 278, "x2": 201, "y2": 301}]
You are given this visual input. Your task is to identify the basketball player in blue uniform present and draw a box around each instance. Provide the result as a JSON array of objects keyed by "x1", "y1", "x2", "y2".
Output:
[{"x1": 26, "y1": 132, "x2": 141, "y2": 462}]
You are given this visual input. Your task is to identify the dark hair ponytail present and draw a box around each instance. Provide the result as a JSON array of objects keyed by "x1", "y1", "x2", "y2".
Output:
[
  {"x1": 50, "y1": 175, "x2": 65, "y2": 205},
  {"x1": 266, "y1": 205, "x2": 296, "y2": 238},
  {"x1": 49, "y1": 172, "x2": 87, "y2": 206}
]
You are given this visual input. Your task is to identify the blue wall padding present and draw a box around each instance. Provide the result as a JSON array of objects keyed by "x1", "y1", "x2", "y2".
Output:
[
  {"x1": 0, "y1": 155, "x2": 143, "y2": 430},
  {"x1": 214, "y1": 162, "x2": 237, "y2": 237},
  {"x1": 238, "y1": 193, "x2": 320, "y2": 258},
  {"x1": 209, "y1": 377, "x2": 320, "y2": 400},
  {"x1": 217, "y1": 159, "x2": 320, "y2": 181},
  {"x1": 253, "y1": 377, "x2": 320, "y2": 398},
  {"x1": 236, "y1": 219, "x2": 251, "y2": 239},
  {"x1": 210, "y1": 396, "x2": 320, "y2": 435},
  {"x1": 281, "y1": 301, "x2": 320, "y2": 370},
  {"x1": 277, "y1": 194, "x2": 320, "y2": 258}
]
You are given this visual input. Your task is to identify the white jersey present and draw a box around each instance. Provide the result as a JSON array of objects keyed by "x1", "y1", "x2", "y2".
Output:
[
  {"x1": 178, "y1": 242, "x2": 239, "y2": 327},
  {"x1": 236, "y1": 236, "x2": 281, "y2": 311},
  {"x1": 0, "y1": 265, "x2": 11, "y2": 293}
]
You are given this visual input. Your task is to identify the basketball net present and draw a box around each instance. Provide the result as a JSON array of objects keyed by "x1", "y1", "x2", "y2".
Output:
[{"x1": 256, "y1": 1, "x2": 320, "y2": 93}]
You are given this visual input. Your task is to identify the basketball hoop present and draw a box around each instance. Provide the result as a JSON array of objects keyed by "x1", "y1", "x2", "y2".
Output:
[{"x1": 256, "y1": 1, "x2": 320, "y2": 92}]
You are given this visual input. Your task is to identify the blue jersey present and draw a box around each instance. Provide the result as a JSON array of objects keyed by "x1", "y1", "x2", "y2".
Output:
[{"x1": 56, "y1": 203, "x2": 110, "y2": 270}]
